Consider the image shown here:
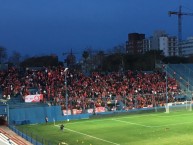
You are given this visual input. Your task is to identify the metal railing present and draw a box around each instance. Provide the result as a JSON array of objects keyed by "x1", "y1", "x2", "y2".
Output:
[{"x1": 9, "y1": 125, "x2": 54, "y2": 145}]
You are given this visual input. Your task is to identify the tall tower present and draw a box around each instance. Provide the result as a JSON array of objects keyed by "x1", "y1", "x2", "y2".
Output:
[{"x1": 169, "y1": 5, "x2": 193, "y2": 56}]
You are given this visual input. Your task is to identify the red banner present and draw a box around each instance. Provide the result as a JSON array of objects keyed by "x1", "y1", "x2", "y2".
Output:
[{"x1": 95, "y1": 107, "x2": 105, "y2": 113}]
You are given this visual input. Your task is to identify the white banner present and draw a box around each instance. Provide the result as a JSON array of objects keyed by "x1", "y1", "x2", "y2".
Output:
[
  {"x1": 25, "y1": 94, "x2": 43, "y2": 103},
  {"x1": 63, "y1": 110, "x2": 72, "y2": 115}
]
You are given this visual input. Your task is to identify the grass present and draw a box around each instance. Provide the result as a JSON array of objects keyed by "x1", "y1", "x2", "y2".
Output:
[{"x1": 16, "y1": 111, "x2": 193, "y2": 145}]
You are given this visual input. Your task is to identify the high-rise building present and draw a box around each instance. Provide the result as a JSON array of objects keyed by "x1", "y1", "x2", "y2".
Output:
[
  {"x1": 168, "y1": 36, "x2": 178, "y2": 56},
  {"x1": 159, "y1": 36, "x2": 169, "y2": 56},
  {"x1": 181, "y1": 37, "x2": 193, "y2": 57},
  {"x1": 159, "y1": 36, "x2": 178, "y2": 56},
  {"x1": 126, "y1": 33, "x2": 145, "y2": 54},
  {"x1": 125, "y1": 30, "x2": 178, "y2": 56},
  {"x1": 150, "y1": 30, "x2": 167, "y2": 50},
  {"x1": 142, "y1": 38, "x2": 151, "y2": 53}
]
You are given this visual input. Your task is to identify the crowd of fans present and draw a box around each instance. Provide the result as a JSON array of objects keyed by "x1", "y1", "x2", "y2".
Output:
[{"x1": 0, "y1": 66, "x2": 182, "y2": 111}]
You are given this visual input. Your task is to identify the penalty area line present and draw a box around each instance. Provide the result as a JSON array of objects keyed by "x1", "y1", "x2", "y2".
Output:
[{"x1": 54, "y1": 125, "x2": 120, "y2": 145}]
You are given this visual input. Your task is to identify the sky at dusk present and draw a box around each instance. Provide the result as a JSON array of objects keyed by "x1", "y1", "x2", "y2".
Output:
[{"x1": 0, "y1": 0, "x2": 193, "y2": 61}]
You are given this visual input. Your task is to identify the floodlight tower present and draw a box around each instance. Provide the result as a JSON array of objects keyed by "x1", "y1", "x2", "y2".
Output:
[{"x1": 168, "y1": 5, "x2": 193, "y2": 56}]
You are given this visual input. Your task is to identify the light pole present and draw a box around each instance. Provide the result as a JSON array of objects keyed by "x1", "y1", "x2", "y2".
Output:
[
  {"x1": 64, "y1": 68, "x2": 69, "y2": 121},
  {"x1": 165, "y1": 64, "x2": 169, "y2": 113},
  {"x1": 115, "y1": 99, "x2": 117, "y2": 111},
  {"x1": 188, "y1": 68, "x2": 190, "y2": 92},
  {"x1": 153, "y1": 91, "x2": 157, "y2": 112},
  {"x1": 165, "y1": 65, "x2": 168, "y2": 103}
]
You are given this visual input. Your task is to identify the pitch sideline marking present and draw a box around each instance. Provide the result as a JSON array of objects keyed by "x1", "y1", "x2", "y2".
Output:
[
  {"x1": 112, "y1": 118, "x2": 193, "y2": 128},
  {"x1": 63, "y1": 113, "x2": 177, "y2": 125},
  {"x1": 64, "y1": 118, "x2": 112, "y2": 125},
  {"x1": 149, "y1": 112, "x2": 193, "y2": 118},
  {"x1": 55, "y1": 125, "x2": 120, "y2": 145},
  {"x1": 63, "y1": 111, "x2": 193, "y2": 125},
  {"x1": 115, "y1": 112, "x2": 193, "y2": 119},
  {"x1": 112, "y1": 118, "x2": 152, "y2": 128},
  {"x1": 63, "y1": 112, "x2": 193, "y2": 127}
]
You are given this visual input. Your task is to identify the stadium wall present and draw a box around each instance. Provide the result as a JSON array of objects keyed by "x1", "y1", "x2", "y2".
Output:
[
  {"x1": 9, "y1": 106, "x2": 89, "y2": 125},
  {"x1": 8, "y1": 105, "x2": 167, "y2": 125}
]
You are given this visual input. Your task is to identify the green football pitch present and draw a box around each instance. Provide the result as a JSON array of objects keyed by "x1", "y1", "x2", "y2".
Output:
[{"x1": 17, "y1": 111, "x2": 193, "y2": 145}]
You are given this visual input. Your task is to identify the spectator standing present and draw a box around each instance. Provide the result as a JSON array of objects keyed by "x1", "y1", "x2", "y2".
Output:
[
  {"x1": 60, "y1": 124, "x2": 64, "y2": 131},
  {"x1": 45, "y1": 116, "x2": 48, "y2": 124}
]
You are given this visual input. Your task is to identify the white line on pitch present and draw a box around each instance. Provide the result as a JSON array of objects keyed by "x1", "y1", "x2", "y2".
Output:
[
  {"x1": 114, "y1": 112, "x2": 193, "y2": 120},
  {"x1": 55, "y1": 125, "x2": 120, "y2": 145},
  {"x1": 64, "y1": 119, "x2": 112, "y2": 125},
  {"x1": 112, "y1": 118, "x2": 193, "y2": 128},
  {"x1": 152, "y1": 121, "x2": 193, "y2": 127},
  {"x1": 111, "y1": 118, "x2": 152, "y2": 128},
  {"x1": 152, "y1": 112, "x2": 193, "y2": 118}
]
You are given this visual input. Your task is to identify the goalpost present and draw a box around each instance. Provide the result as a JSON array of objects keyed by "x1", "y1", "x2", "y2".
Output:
[
  {"x1": 165, "y1": 103, "x2": 170, "y2": 113},
  {"x1": 185, "y1": 100, "x2": 192, "y2": 111},
  {"x1": 165, "y1": 93, "x2": 192, "y2": 113},
  {"x1": 166, "y1": 101, "x2": 192, "y2": 113}
]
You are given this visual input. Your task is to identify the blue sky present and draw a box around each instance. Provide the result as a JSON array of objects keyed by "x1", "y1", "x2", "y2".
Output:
[{"x1": 0, "y1": 0, "x2": 193, "y2": 60}]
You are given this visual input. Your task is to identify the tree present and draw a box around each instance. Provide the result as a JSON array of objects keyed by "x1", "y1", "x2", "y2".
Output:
[
  {"x1": 113, "y1": 44, "x2": 125, "y2": 54},
  {"x1": 0, "y1": 46, "x2": 7, "y2": 63},
  {"x1": 102, "y1": 53, "x2": 122, "y2": 72},
  {"x1": 82, "y1": 50, "x2": 90, "y2": 73},
  {"x1": 20, "y1": 55, "x2": 59, "y2": 67},
  {"x1": 92, "y1": 50, "x2": 105, "y2": 70},
  {"x1": 82, "y1": 50, "x2": 89, "y2": 62},
  {"x1": 9, "y1": 51, "x2": 21, "y2": 67}
]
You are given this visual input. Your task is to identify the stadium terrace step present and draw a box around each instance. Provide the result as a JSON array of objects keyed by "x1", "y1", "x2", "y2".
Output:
[{"x1": 0, "y1": 128, "x2": 28, "y2": 145}]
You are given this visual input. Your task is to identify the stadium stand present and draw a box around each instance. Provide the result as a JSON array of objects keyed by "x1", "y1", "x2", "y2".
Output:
[
  {"x1": 0, "y1": 66, "x2": 182, "y2": 111},
  {"x1": 0, "y1": 64, "x2": 193, "y2": 144},
  {"x1": 167, "y1": 64, "x2": 193, "y2": 91},
  {"x1": 0, "y1": 128, "x2": 28, "y2": 145},
  {"x1": 0, "y1": 64, "x2": 193, "y2": 124}
]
